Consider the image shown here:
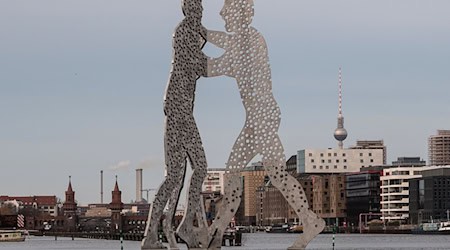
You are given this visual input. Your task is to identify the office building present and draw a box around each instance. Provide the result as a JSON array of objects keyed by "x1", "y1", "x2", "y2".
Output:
[
  {"x1": 350, "y1": 140, "x2": 387, "y2": 165},
  {"x1": 380, "y1": 163, "x2": 439, "y2": 223},
  {"x1": 409, "y1": 167, "x2": 450, "y2": 224},
  {"x1": 429, "y1": 130, "x2": 450, "y2": 166},
  {"x1": 297, "y1": 147, "x2": 384, "y2": 174},
  {"x1": 202, "y1": 168, "x2": 226, "y2": 194}
]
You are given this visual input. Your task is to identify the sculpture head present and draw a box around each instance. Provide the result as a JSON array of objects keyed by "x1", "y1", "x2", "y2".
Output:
[
  {"x1": 220, "y1": 0, "x2": 254, "y2": 32},
  {"x1": 182, "y1": 0, "x2": 203, "y2": 20}
]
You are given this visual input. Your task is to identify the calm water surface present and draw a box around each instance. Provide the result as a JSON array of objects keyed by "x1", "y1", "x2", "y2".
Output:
[{"x1": 1, "y1": 233, "x2": 449, "y2": 250}]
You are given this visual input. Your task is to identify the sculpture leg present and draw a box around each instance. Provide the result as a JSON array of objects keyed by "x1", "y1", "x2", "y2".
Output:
[
  {"x1": 208, "y1": 129, "x2": 257, "y2": 249},
  {"x1": 141, "y1": 181, "x2": 170, "y2": 250},
  {"x1": 142, "y1": 119, "x2": 184, "y2": 250},
  {"x1": 177, "y1": 121, "x2": 209, "y2": 248},
  {"x1": 163, "y1": 158, "x2": 187, "y2": 250},
  {"x1": 207, "y1": 172, "x2": 242, "y2": 249},
  {"x1": 262, "y1": 135, "x2": 325, "y2": 250}
]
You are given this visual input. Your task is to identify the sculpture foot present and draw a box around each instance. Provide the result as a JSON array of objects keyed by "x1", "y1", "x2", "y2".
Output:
[
  {"x1": 177, "y1": 222, "x2": 201, "y2": 249},
  {"x1": 163, "y1": 220, "x2": 178, "y2": 249},
  {"x1": 206, "y1": 227, "x2": 222, "y2": 250},
  {"x1": 289, "y1": 212, "x2": 325, "y2": 250},
  {"x1": 141, "y1": 237, "x2": 167, "y2": 250}
]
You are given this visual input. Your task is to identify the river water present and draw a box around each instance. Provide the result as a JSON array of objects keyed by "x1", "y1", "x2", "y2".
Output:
[{"x1": 1, "y1": 233, "x2": 449, "y2": 249}]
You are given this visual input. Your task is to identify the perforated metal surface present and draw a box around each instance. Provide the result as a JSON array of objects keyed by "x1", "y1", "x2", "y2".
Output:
[
  {"x1": 205, "y1": 0, "x2": 325, "y2": 249},
  {"x1": 142, "y1": 0, "x2": 325, "y2": 249},
  {"x1": 141, "y1": 0, "x2": 208, "y2": 249}
]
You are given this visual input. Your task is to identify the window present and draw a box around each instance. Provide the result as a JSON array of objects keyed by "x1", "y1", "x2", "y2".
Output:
[
  {"x1": 313, "y1": 165, "x2": 317, "y2": 169},
  {"x1": 342, "y1": 153, "x2": 346, "y2": 157},
  {"x1": 309, "y1": 153, "x2": 313, "y2": 157},
  {"x1": 360, "y1": 159, "x2": 364, "y2": 163},
  {"x1": 336, "y1": 159, "x2": 340, "y2": 163},
  {"x1": 344, "y1": 165, "x2": 347, "y2": 169},
  {"x1": 321, "y1": 159, "x2": 325, "y2": 163},
  {"x1": 334, "y1": 153, "x2": 337, "y2": 156},
  {"x1": 320, "y1": 153, "x2": 324, "y2": 157},
  {"x1": 369, "y1": 153, "x2": 372, "y2": 156},
  {"x1": 328, "y1": 159, "x2": 331, "y2": 163},
  {"x1": 334, "y1": 165, "x2": 337, "y2": 169},
  {"x1": 328, "y1": 153, "x2": 331, "y2": 157},
  {"x1": 320, "y1": 166, "x2": 323, "y2": 169},
  {"x1": 344, "y1": 159, "x2": 347, "y2": 163},
  {"x1": 326, "y1": 166, "x2": 329, "y2": 169},
  {"x1": 360, "y1": 153, "x2": 363, "y2": 156},
  {"x1": 370, "y1": 159, "x2": 374, "y2": 163},
  {"x1": 311, "y1": 159, "x2": 315, "y2": 163}
]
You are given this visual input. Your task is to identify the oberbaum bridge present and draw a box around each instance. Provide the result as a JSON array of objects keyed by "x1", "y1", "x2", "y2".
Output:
[{"x1": 24, "y1": 0, "x2": 326, "y2": 249}]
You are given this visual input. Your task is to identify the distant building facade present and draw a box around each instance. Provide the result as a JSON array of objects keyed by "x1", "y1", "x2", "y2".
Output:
[
  {"x1": 346, "y1": 169, "x2": 384, "y2": 226},
  {"x1": 409, "y1": 167, "x2": 450, "y2": 224},
  {"x1": 238, "y1": 163, "x2": 266, "y2": 226},
  {"x1": 349, "y1": 140, "x2": 387, "y2": 165},
  {"x1": 429, "y1": 130, "x2": 450, "y2": 166},
  {"x1": 312, "y1": 174, "x2": 347, "y2": 225},
  {"x1": 0, "y1": 195, "x2": 58, "y2": 217},
  {"x1": 202, "y1": 168, "x2": 226, "y2": 194},
  {"x1": 297, "y1": 147, "x2": 384, "y2": 174},
  {"x1": 256, "y1": 174, "x2": 313, "y2": 226},
  {"x1": 380, "y1": 161, "x2": 438, "y2": 223}
]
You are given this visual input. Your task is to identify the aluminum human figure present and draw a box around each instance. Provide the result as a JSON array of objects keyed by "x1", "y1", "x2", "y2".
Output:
[
  {"x1": 141, "y1": 0, "x2": 209, "y2": 249},
  {"x1": 204, "y1": 0, "x2": 325, "y2": 249}
]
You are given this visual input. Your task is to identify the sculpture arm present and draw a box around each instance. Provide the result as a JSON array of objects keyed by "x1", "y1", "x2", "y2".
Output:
[
  {"x1": 207, "y1": 55, "x2": 229, "y2": 78},
  {"x1": 206, "y1": 30, "x2": 230, "y2": 49}
]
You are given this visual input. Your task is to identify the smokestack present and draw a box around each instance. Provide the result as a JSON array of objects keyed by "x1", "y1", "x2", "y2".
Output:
[
  {"x1": 136, "y1": 169, "x2": 143, "y2": 203},
  {"x1": 100, "y1": 170, "x2": 104, "y2": 204}
]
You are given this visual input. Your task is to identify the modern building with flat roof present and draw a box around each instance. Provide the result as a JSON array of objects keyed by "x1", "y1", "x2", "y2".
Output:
[
  {"x1": 297, "y1": 147, "x2": 384, "y2": 174},
  {"x1": 202, "y1": 168, "x2": 226, "y2": 194},
  {"x1": 429, "y1": 130, "x2": 450, "y2": 166},
  {"x1": 380, "y1": 165, "x2": 440, "y2": 223},
  {"x1": 409, "y1": 167, "x2": 450, "y2": 224}
]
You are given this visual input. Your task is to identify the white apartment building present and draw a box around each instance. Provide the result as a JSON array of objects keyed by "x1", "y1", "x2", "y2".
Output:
[
  {"x1": 202, "y1": 168, "x2": 225, "y2": 194},
  {"x1": 297, "y1": 148, "x2": 384, "y2": 173},
  {"x1": 380, "y1": 166, "x2": 441, "y2": 222}
]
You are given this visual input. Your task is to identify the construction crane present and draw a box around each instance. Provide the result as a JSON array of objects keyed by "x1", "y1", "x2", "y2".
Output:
[{"x1": 142, "y1": 188, "x2": 157, "y2": 203}]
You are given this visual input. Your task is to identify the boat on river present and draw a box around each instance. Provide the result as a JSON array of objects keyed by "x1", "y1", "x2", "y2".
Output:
[
  {"x1": 0, "y1": 230, "x2": 26, "y2": 242},
  {"x1": 412, "y1": 221, "x2": 450, "y2": 234}
]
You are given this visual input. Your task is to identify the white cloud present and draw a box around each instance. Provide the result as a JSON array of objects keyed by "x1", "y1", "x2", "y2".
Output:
[
  {"x1": 137, "y1": 157, "x2": 164, "y2": 169},
  {"x1": 109, "y1": 160, "x2": 131, "y2": 171}
]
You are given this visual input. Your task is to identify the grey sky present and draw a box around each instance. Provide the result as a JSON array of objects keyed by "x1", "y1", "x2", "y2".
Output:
[{"x1": 1, "y1": 0, "x2": 449, "y2": 204}]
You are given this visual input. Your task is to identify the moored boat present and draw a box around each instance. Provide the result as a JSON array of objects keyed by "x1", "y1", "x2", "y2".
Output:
[{"x1": 0, "y1": 230, "x2": 26, "y2": 242}]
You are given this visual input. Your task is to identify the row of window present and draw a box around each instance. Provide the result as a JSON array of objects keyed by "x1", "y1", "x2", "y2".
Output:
[
  {"x1": 309, "y1": 152, "x2": 373, "y2": 157},
  {"x1": 312, "y1": 165, "x2": 348, "y2": 170},
  {"x1": 311, "y1": 158, "x2": 375, "y2": 163}
]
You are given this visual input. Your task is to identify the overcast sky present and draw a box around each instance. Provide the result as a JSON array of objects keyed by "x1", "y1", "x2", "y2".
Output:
[{"x1": 1, "y1": 0, "x2": 449, "y2": 205}]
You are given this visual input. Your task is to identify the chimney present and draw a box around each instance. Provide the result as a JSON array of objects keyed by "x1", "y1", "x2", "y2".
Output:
[
  {"x1": 136, "y1": 169, "x2": 143, "y2": 203},
  {"x1": 100, "y1": 170, "x2": 104, "y2": 204}
]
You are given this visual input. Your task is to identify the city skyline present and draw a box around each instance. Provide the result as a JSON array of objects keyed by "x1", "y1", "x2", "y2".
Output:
[{"x1": 1, "y1": 0, "x2": 450, "y2": 204}]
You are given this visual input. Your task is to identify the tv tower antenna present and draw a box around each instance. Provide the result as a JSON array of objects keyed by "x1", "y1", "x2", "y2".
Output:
[{"x1": 334, "y1": 67, "x2": 348, "y2": 149}]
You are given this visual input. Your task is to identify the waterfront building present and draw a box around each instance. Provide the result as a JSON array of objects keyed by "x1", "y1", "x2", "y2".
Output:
[
  {"x1": 0, "y1": 195, "x2": 58, "y2": 217},
  {"x1": 350, "y1": 140, "x2": 387, "y2": 165},
  {"x1": 297, "y1": 147, "x2": 384, "y2": 174},
  {"x1": 312, "y1": 174, "x2": 347, "y2": 225},
  {"x1": 380, "y1": 160, "x2": 438, "y2": 223},
  {"x1": 345, "y1": 168, "x2": 384, "y2": 226},
  {"x1": 286, "y1": 155, "x2": 297, "y2": 174},
  {"x1": 409, "y1": 167, "x2": 450, "y2": 224},
  {"x1": 238, "y1": 162, "x2": 266, "y2": 226},
  {"x1": 428, "y1": 130, "x2": 450, "y2": 166},
  {"x1": 202, "y1": 168, "x2": 226, "y2": 194},
  {"x1": 255, "y1": 174, "x2": 313, "y2": 226}
]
